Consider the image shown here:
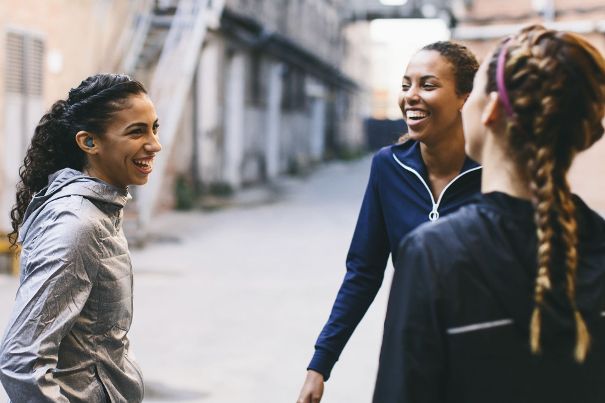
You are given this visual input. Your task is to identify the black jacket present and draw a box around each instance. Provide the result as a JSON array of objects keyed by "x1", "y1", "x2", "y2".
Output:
[{"x1": 373, "y1": 192, "x2": 605, "y2": 403}]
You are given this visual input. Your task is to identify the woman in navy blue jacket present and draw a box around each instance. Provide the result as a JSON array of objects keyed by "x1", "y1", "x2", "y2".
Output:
[
  {"x1": 297, "y1": 42, "x2": 480, "y2": 402},
  {"x1": 374, "y1": 25, "x2": 605, "y2": 403}
]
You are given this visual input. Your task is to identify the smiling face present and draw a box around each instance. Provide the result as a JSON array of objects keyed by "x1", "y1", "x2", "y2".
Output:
[
  {"x1": 85, "y1": 94, "x2": 161, "y2": 189},
  {"x1": 399, "y1": 50, "x2": 468, "y2": 144}
]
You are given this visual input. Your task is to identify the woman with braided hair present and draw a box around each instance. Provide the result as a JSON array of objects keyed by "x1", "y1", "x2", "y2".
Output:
[
  {"x1": 373, "y1": 25, "x2": 605, "y2": 403},
  {"x1": 0, "y1": 74, "x2": 161, "y2": 402}
]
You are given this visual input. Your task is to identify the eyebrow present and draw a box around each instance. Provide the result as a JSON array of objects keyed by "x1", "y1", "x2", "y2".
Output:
[
  {"x1": 403, "y1": 74, "x2": 440, "y2": 80},
  {"x1": 125, "y1": 119, "x2": 159, "y2": 130}
]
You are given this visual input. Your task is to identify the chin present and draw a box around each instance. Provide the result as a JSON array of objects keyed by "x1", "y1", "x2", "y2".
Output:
[
  {"x1": 406, "y1": 130, "x2": 423, "y2": 141},
  {"x1": 466, "y1": 146, "x2": 481, "y2": 163},
  {"x1": 130, "y1": 176, "x2": 150, "y2": 187}
]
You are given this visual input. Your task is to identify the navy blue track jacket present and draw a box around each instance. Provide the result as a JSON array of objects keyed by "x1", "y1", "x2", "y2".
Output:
[{"x1": 308, "y1": 140, "x2": 481, "y2": 379}]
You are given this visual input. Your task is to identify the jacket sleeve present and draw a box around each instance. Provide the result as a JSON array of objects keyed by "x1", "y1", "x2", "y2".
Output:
[
  {"x1": 0, "y1": 208, "x2": 95, "y2": 402},
  {"x1": 373, "y1": 232, "x2": 446, "y2": 403},
  {"x1": 309, "y1": 153, "x2": 391, "y2": 380}
]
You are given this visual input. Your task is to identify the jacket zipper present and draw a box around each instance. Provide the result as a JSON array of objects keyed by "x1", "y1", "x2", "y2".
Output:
[{"x1": 393, "y1": 153, "x2": 482, "y2": 221}]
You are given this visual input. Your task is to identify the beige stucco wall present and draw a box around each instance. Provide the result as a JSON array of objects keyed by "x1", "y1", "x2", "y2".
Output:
[{"x1": 2, "y1": 0, "x2": 131, "y2": 106}]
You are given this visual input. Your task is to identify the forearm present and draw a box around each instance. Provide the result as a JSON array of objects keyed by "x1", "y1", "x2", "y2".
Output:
[{"x1": 310, "y1": 264, "x2": 386, "y2": 379}]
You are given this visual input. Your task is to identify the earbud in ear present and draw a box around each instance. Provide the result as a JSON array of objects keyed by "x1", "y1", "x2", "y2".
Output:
[{"x1": 85, "y1": 137, "x2": 94, "y2": 148}]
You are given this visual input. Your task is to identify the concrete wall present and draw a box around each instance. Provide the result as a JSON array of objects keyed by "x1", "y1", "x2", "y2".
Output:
[{"x1": 197, "y1": 33, "x2": 225, "y2": 186}]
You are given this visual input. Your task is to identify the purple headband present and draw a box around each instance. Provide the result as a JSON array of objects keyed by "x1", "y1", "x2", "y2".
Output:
[{"x1": 496, "y1": 40, "x2": 514, "y2": 117}]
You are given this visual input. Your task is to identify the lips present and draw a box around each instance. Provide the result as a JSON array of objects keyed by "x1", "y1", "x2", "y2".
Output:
[
  {"x1": 405, "y1": 108, "x2": 430, "y2": 129},
  {"x1": 133, "y1": 157, "x2": 154, "y2": 174}
]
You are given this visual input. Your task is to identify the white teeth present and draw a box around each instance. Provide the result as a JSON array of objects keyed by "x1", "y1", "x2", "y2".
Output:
[
  {"x1": 407, "y1": 110, "x2": 428, "y2": 119},
  {"x1": 133, "y1": 159, "x2": 153, "y2": 169}
]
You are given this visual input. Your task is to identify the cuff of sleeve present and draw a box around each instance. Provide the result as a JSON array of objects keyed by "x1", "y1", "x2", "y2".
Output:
[{"x1": 307, "y1": 350, "x2": 339, "y2": 381}]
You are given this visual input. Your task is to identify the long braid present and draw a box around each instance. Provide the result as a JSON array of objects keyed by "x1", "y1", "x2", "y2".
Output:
[
  {"x1": 555, "y1": 178, "x2": 590, "y2": 361},
  {"x1": 528, "y1": 147, "x2": 555, "y2": 354},
  {"x1": 487, "y1": 25, "x2": 605, "y2": 361}
]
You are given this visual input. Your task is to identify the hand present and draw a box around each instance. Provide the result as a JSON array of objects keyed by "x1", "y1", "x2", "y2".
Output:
[{"x1": 296, "y1": 370, "x2": 325, "y2": 403}]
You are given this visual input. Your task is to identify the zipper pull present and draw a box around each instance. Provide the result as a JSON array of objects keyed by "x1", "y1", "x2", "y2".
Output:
[{"x1": 429, "y1": 206, "x2": 439, "y2": 221}]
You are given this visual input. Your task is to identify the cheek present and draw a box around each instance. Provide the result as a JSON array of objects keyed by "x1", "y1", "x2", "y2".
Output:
[
  {"x1": 434, "y1": 94, "x2": 461, "y2": 119},
  {"x1": 398, "y1": 93, "x2": 405, "y2": 109}
]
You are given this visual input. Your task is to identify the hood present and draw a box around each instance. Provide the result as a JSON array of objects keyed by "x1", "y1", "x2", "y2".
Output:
[{"x1": 18, "y1": 168, "x2": 130, "y2": 243}]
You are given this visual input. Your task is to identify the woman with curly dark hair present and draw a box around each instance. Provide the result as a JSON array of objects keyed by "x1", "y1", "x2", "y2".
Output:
[
  {"x1": 297, "y1": 41, "x2": 480, "y2": 402},
  {"x1": 0, "y1": 73, "x2": 161, "y2": 402},
  {"x1": 374, "y1": 25, "x2": 605, "y2": 403}
]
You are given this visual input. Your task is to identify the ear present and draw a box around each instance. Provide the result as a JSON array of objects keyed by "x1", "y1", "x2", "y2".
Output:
[
  {"x1": 75, "y1": 131, "x2": 99, "y2": 155},
  {"x1": 481, "y1": 92, "x2": 502, "y2": 126}
]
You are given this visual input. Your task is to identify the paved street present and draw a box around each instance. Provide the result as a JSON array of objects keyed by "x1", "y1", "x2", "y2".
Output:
[
  {"x1": 125, "y1": 155, "x2": 390, "y2": 402},
  {"x1": 0, "y1": 141, "x2": 602, "y2": 402}
]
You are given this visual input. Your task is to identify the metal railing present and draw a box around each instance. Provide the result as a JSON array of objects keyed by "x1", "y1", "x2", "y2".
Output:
[
  {"x1": 110, "y1": 0, "x2": 155, "y2": 74},
  {"x1": 136, "y1": 0, "x2": 225, "y2": 234}
]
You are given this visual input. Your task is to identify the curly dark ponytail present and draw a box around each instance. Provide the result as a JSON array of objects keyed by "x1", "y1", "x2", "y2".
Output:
[{"x1": 8, "y1": 73, "x2": 147, "y2": 246}]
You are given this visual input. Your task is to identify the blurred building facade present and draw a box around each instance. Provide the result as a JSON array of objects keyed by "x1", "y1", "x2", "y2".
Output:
[
  {"x1": 452, "y1": 0, "x2": 605, "y2": 57},
  {"x1": 0, "y1": 0, "x2": 371, "y2": 236},
  {"x1": 141, "y1": 0, "x2": 370, "y2": 198},
  {"x1": 5, "y1": 0, "x2": 601, "y2": 238}
]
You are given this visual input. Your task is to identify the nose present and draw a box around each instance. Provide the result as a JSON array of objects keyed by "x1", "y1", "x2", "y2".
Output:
[
  {"x1": 145, "y1": 133, "x2": 162, "y2": 153},
  {"x1": 404, "y1": 85, "x2": 420, "y2": 105}
]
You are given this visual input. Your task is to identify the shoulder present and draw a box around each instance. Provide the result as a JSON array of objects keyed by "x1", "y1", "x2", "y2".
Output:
[
  {"x1": 373, "y1": 140, "x2": 417, "y2": 161},
  {"x1": 27, "y1": 195, "x2": 109, "y2": 247},
  {"x1": 370, "y1": 141, "x2": 420, "y2": 175},
  {"x1": 397, "y1": 204, "x2": 484, "y2": 269},
  {"x1": 574, "y1": 195, "x2": 605, "y2": 246},
  {"x1": 372, "y1": 144, "x2": 397, "y2": 165}
]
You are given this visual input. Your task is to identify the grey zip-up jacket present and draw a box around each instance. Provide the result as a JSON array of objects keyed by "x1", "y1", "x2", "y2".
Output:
[{"x1": 0, "y1": 168, "x2": 144, "y2": 402}]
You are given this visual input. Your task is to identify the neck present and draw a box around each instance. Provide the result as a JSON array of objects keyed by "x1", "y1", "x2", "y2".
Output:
[
  {"x1": 480, "y1": 132, "x2": 532, "y2": 200},
  {"x1": 420, "y1": 122, "x2": 466, "y2": 177}
]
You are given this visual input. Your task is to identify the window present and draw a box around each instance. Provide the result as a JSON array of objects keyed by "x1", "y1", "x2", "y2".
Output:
[
  {"x1": 2, "y1": 30, "x2": 45, "y2": 230},
  {"x1": 4, "y1": 30, "x2": 45, "y2": 156},
  {"x1": 5, "y1": 31, "x2": 44, "y2": 96}
]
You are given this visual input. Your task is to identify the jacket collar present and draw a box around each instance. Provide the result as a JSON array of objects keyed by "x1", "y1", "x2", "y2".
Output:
[
  {"x1": 392, "y1": 140, "x2": 480, "y2": 179},
  {"x1": 19, "y1": 168, "x2": 131, "y2": 242}
]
